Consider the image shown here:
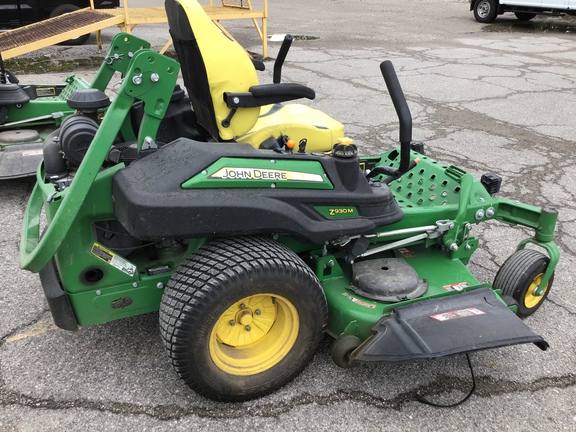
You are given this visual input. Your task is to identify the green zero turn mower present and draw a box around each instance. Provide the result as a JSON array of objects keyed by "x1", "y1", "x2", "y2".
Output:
[{"x1": 20, "y1": 0, "x2": 559, "y2": 402}]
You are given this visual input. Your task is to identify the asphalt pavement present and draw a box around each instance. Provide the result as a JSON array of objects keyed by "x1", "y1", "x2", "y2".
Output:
[{"x1": 1, "y1": 0, "x2": 575, "y2": 430}]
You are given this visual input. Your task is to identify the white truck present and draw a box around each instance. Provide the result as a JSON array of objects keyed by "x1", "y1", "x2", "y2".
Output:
[{"x1": 470, "y1": 0, "x2": 576, "y2": 22}]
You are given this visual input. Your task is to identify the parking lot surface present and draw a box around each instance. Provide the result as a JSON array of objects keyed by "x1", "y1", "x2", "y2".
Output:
[{"x1": 1, "y1": 1, "x2": 575, "y2": 430}]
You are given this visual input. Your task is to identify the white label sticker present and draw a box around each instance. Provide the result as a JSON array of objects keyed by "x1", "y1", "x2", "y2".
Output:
[
  {"x1": 342, "y1": 292, "x2": 377, "y2": 309},
  {"x1": 442, "y1": 282, "x2": 470, "y2": 292},
  {"x1": 430, "y1": 307, "x2": 486, "y2": 322},
  {"x1": 21, "y1": 149, "x2": 44, "y2": 157}
]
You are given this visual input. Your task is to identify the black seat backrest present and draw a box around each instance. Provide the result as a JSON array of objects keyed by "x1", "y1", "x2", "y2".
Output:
[{"x1": 164, "y1": 0, "x2": 260, "y2": 141}]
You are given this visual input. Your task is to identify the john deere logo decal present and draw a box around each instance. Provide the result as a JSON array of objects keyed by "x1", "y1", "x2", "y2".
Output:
[
  {"x1": 181, "y1": 159, "x2": 333, "y2": 190},
  {"x1": 210, "y1": 167, "x2": 324, "y2": 182}
]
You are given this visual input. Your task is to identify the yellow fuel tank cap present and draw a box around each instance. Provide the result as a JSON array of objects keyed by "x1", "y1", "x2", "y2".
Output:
[{"x1": 337, "y1": 137, "x2": 354, "y2": 146}]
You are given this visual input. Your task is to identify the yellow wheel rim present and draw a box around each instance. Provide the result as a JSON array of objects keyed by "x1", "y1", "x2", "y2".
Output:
[
  {"x1": 524, "y1": 273, "x2": 548, "y2": 309},
  {"x1": 209, "y1": 294, "x2": 299, "y2": 376}
]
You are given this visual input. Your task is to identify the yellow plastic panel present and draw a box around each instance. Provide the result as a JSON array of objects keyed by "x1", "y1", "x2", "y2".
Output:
[{"x1": 239, "y1": 104, "x2": 345, "y2": 152}]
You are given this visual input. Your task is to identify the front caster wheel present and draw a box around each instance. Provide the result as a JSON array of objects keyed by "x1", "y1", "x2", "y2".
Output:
[
  {"x1": 493, "y1": 249, "x2": 554, "y2": 318},
  {"x1": 331, "y1": 334, "x2": 361, "y2": 368},
  {"x1": 160, "y1": 236, "x2": 328, "y2": 401}
]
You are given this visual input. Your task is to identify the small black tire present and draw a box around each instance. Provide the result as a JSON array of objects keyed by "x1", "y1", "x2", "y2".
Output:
[
  {"x1": 515, "y1": 12, "x2": 537, "y2": 21},
  {"x1": 473, "y1": 0, "x2": 498, "y2": 23},
  {"x1": 493, "y1": 249, "x2": 553, "y2": 318},
  {"x1": 501, "y1": 294, "x2": 519, "y2": 310},
  {"x1": 159, "y1": 236, "x2": 328, "y2": 402},
  {"x1": 331, "y1": 334, "x2": 361, "y2": 368},
  {"x1": 49, "y1": 5, "x2": 90, "y2": 46}
]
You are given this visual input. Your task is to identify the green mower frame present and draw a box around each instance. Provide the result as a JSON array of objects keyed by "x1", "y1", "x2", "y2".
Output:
[{"x1": 19, "y1": 0, "x2": 559, "y2": 403}]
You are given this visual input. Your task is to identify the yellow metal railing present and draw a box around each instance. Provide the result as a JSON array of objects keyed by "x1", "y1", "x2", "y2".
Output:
[{"x1": 0, "y1": 0, "x2": 268, "y2": 60}]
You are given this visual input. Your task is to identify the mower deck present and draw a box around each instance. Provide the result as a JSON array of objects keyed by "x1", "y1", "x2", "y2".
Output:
[{"x1": 0, "y1": 140, "x2": 43, "y2": 179}]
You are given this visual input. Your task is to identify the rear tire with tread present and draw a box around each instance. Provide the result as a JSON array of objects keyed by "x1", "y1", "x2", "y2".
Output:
[{"x1": 159, "y1": 236, "x2": 328, "y2": 401}]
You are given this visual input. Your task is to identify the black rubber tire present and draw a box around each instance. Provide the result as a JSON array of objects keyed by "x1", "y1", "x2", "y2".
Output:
[
  {"x1": 331, "y1": 334, "x2": 361, "y2": 368},
  {"x1": 49, "y1": 5, "x2": 91, "y2": 46},
  {"x1": 515, "y1": 12, "x2": 537, "y2": 21},
  {"x1": 501, "y1": 294, "x2": 519, "y2": 310},
  {"x1": 159, "y1": 236, "x2": 328, "y2": 402},
  {"x1": 493, "y1": 249, "x2": 554, "y2": 318},
  {"x1": 473, "y1": 0, "x2": 498, "y2": 23}
]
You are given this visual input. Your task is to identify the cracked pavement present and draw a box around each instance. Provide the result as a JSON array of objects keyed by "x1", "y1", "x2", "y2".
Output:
[{"x1": 1, "y1": 0, "x2": 575, "y2": 430}]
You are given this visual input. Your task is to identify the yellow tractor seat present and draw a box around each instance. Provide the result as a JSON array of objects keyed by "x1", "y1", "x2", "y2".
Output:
[{"x1": 165, "y1": 0, "x2": 344, "y2": 151}]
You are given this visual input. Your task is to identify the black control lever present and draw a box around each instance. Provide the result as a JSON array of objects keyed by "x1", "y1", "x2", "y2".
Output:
[
  {"x1": 380, "y1": 60, "x2": 413, "y2": 176},
  {"x1": 0, "y1": 52, "x2": 6, "y2": 84},
  {"x1": 298, "y1": 138, "x2": 307, "y2": 153},
  {"x1": 273, "y1": 34, "x2": 294, "y2": 84},
  {"x1": 367, "y1": 159, "x2": 419, "y2": 184}
]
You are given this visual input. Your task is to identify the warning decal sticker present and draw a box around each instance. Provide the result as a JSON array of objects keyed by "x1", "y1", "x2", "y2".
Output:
[
  {"x1": 442, "y1": 282, "x2": 470, "y2": 292},
  {"x1": 36, "y1": 87, "x2": 57, "y2": 97},
  {"x1": 91, "y1": 243, "x2": 136, "y2": 277},
  {"x1": 397, "y1": 248, "x2": 415, "y2": 258},
  {"x1": 430, "y1": 307, "x2": 486, "y2": 322},
  {"x1": 342, "y1": 292, "x2": 377, "y2": 309}
]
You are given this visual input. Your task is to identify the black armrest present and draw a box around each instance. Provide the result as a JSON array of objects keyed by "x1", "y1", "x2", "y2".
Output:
[
  {"x1": 224, "y1": 83, "x2": 316, "y2": 108},
  {"x1": 250, "y1": 83, "x2": 315, "y2": 99}
]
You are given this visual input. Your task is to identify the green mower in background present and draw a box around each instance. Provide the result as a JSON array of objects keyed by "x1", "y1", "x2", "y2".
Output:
[
  {"x1": 0, "y1": 61, "x2": 89, "y2": 180},
  {"x1": 19, "y1": 0, "x2": 559, "y2": 403},
  {"x1": 0, "y1": 34, "x2": 159, "y2": 179}
]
